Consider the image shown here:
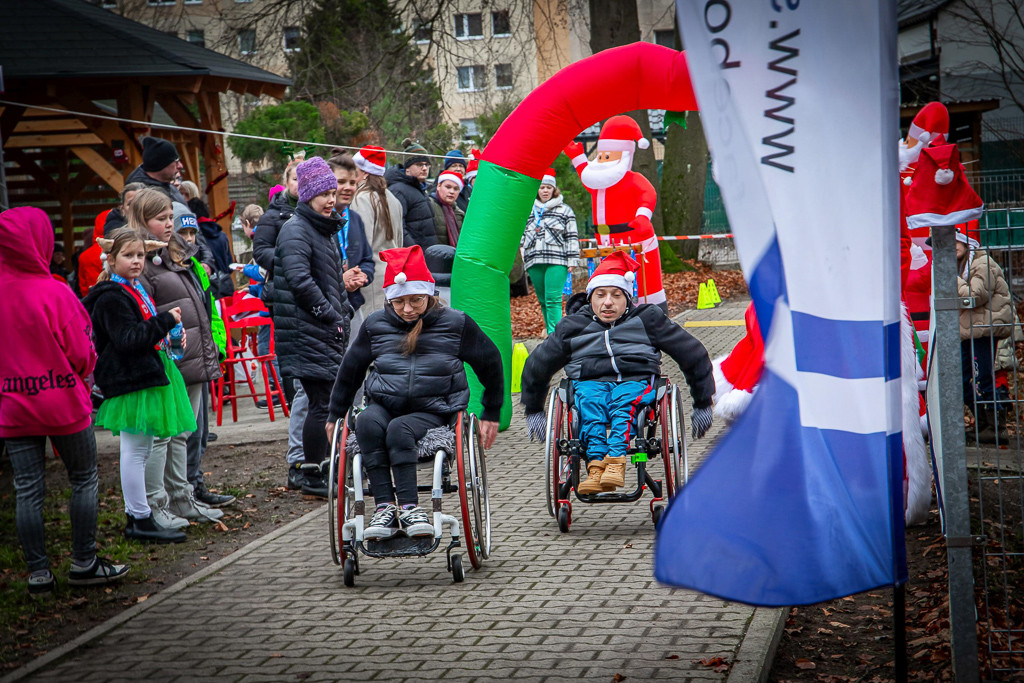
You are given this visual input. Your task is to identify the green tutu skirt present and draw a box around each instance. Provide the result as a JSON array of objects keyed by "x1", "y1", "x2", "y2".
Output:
[{"x1": 95, "y1": 352, "x2": 197, "y2": 438}]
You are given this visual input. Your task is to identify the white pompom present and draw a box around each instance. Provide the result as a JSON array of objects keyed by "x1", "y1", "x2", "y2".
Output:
[
  {"x1": 100, "y1": 252, "x2": 107, "y2": 262},
  {"x1": 637, "y1": 137, "x2": 650, "y2": 150},
  {"x1": 624, "y1": 271, "x2": 635, "y2": 283},
  {"x1": 152, "y1": 254, "x2": 162, "y2": 266},
  {"x1": 395, "y1": 272, "x2": 407, "y2": 284},
  {"x1": 903, "y1": 176, "x2": 913, "y2": 186},
  {"x1": 935, "y1": 168, "x2": 954, "y2": 185}
]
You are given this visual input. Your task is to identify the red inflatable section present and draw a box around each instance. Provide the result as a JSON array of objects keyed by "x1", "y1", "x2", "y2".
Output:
[{"x1": 483, "y1": 43, "x2": 698, "y2": 178}]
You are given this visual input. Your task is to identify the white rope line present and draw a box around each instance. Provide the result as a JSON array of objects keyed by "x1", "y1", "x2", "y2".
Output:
[{"x1": 0, "y1": 98, "x2": 453, "y2": 160}]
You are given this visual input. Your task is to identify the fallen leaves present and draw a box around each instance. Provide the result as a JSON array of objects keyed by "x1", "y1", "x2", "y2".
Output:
[
  {"x1": 794, "y1": 659, "x2": 816, "y2": 670},
  {"x1": 696, "y1": 656, "x2": 730, "y2": 673}
]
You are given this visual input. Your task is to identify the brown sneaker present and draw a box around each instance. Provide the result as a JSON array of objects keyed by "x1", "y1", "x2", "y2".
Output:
[
  {"x1": 600, "y1": 456, "x2": 627, "y2": 491},
  {"x1": 577, "y1": 461, "x2": 607, "y2": 495}
]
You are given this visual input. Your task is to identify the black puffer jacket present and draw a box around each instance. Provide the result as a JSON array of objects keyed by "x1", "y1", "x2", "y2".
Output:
[
  {"x1": 520, "y1": 292, "x2": 715, "y2": 414},
  {"x1": 251, "y1": 190, "x2": 297, "y2": 305},
  {"x1": 328, "y1": 303, "x2": 504, "y2": 422},
  {"x1": 272, "y1": 202, "x2": 352, "y2": 381},
  {"x1": 82, "y1": 281, "x2": 178, "y2": 399},
  {"x1": 103, "y1": 207, "x2": 127, "y2": 237},
  {"x1": 385, "y1": 165, "x2": 436, "y2": 249}
]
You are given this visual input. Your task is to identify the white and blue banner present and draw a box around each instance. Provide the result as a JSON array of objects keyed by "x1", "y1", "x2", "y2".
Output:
[{"x1": 656, "y1": 1, "x2": 907, "y2": 606}]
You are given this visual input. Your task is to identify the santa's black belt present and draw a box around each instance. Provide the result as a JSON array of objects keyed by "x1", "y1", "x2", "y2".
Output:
[{"x1": 595, "y1": 223, "x2": 632, "y2": 235}]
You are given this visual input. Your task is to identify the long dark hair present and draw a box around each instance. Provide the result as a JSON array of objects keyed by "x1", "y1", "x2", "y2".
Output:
[
  {"x1": 399, "y1": 296, "x2": 440, "y2": 355},
  {"x1": 356, "y1": 175, "x2": 395, "y2": 242}
]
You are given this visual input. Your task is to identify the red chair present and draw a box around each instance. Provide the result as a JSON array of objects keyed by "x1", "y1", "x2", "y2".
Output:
[{"x1": 215, "y1": 294, "x2": 289, "y2": 425}]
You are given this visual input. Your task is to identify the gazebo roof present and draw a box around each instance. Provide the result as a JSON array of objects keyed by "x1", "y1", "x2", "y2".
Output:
[{"x1": 0, "y1": 0, "x2": 291, "y2": 97}]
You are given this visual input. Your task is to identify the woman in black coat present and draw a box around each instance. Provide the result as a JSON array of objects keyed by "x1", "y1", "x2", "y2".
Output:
[
  {"x1": 271, "y1": 157, "x2": 352, "y2": 494},
  {"x1": 326, "y1": 245, "x2": 502, "y2": 540}
]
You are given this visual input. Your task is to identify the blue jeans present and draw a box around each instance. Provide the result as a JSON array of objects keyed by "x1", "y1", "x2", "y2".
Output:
[
  {"x1": 574, "y1": 380, "x2": 656, "y2": 461},
  {"x1": 7, "y1": 427, "x2": 99, "y2": 571}
]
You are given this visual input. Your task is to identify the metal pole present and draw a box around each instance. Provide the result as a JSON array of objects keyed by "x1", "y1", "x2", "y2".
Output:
[{"x1": 927, "y1": 223, "x2": 980, "y2": 682}]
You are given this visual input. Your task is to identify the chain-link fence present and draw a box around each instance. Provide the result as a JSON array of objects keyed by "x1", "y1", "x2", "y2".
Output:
[{"x1": 946, "y1": 209, "x2": 1024, "y2": 678}]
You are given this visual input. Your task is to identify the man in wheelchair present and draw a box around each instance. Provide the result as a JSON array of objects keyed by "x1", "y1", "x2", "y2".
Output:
[
  {"x1": 326, "y1": 246, "x2": 502, "y2": 541},
  {"x1": 521, "y1": 252, "x2": 715, "y2": 494}
]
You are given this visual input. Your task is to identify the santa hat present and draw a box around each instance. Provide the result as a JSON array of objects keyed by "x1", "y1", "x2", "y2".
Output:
[
  {"x1": 905, "y1": 143, "x2": 984, "y2": 229},
  {"x1": 541, "y1": 168, "x2": 557, "y2": 187},
  {"x1": 465, "y1": 148, "x2": 482, "y2": 181},
  {"x1": 380, "y1": 245, "x2": 435, "y2": 299},
  {"x1": 711, "y1": 302, "x2": 764, "y2": 425},
  {"x1": 586, "y1": 251, "x2": 639, "y2": 296},
  {"x1": 596, "y1": 115, "x2": 650, "y2": 153},
  {"x1": 908, "y1": 101, "x2": 950, "y2": 145},
  {"x1": 354, "y1": 145, "x2": 386, "y2": 177},
  {"x1": 437, "y1": 169, "x2": 465, "y2": 192}
]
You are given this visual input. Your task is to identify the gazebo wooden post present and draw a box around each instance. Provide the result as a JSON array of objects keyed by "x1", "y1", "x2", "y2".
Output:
[{"x1": 196, "y1": 91, "x2": 234, "y2": 258}]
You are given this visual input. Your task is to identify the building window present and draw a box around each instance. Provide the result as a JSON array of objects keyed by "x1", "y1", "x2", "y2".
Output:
[
  {"x1": 454, "y1": 13, "x2": 483, "y2": 39},
  {"x1": 184, "y1": 0, "x2": 202, "y2": 4},
  {"x1": 460, "y1": 118, "x2": 480, "y2": 141},
  {"x1": 492, "y1": 10, "x2": 511, "y2": 36},
  {"x1": 654, "y1": 29, "x2": 675, "y2": 48},
  {"x1": 187, "y1": 29, "x2": 205, "y2": 47},
  {"x1": 147, "y1": 0, "x2": 175, "y2": 5},
  {"x1": 494, "y1": 63, "x2": 513, "y2": 89},
  {"x1": 238, "y1": 29, "x2": 257, "y2": 54},
  {"x1": 456, "y1": 65, "x2": 486, "y2": 92},
  {"x1": 413, "y1": 21, "x2": 431, "y2": 43},
  {"x1": 283, "y1": 26, "x2": 301, "y2": 51}
]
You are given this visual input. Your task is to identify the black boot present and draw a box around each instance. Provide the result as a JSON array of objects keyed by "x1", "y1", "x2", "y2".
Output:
[
  {"x1": 286, "y1": 463, "x2": 305, "y2": 490},
  {"x1": 193, "y1": 482, "x2": 235, "y2": 507},
  {"x1": 979, "y1": 406, "x2": 1009, "y2": 444},
  {"x1": 125, "y1": 513, "x2": 187, "y2": 544},
  {"x1": 300, "y1": 461, "x2": 331, "y2": 499}
]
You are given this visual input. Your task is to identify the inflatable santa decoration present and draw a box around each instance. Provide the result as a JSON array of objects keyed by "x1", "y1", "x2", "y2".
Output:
[{"x1": 564, "y1": 116, "x2": 666, "y2": 309}]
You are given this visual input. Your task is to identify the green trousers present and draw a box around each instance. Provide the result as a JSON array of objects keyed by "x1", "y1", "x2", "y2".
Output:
[{"x1": 528, "y1": 264, "x2": 568, "y2": 334}]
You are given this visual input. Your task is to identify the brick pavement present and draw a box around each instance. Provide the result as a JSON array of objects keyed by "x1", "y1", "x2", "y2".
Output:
[{"x1": 9, "y1": 300, "x2": 784, "y2": 683}]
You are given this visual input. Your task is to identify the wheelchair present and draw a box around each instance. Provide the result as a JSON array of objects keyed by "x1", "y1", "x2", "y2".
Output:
[
  {"x1": 327, "y1": 410, "x2": 491, "y2": 586},
  {"x1": 544, "y1": 377, "x2": 689, "y2": 532}
]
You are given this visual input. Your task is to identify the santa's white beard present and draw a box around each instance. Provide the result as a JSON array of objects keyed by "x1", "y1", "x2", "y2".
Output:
[
  {"x1": 899, "y1": 139, "x2": 922, "y2": 172},
  {"x1": 580, "y1": 154, "x2": 632, "y2": 190}
]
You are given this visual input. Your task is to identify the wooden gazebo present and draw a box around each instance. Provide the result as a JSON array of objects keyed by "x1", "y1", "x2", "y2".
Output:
[{"x1": 0, "y1": 0, "x2": 290, "y2": 251}]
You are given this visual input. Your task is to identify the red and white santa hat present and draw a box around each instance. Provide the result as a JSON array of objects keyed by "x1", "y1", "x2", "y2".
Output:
[
  {"x1": 465, "y1": 148, "x2": 482, "y2": 181},
  {"x1": 596, "y1": 115, "x2": 650, "y2": 153},
  {"x1": 540, "y1": 168, "x2": 557, "y2": 187},
  {"x1": 437, "y1": 168, "x2": 465, "y2": 192},
  {"x1": 908, "y1": 101, "x2": 950, "y2": 145},
  {"x1": 905, "y1": 143, "x2": 984, "y2": 229},
  {"x1": 587, "y1": 251, "x2": 639, "y2": 296},
  {"x1": 353, "y1": 145, "x2": 386, "y2": 177},
  {"x1": 712, "y1": 301, "x2": 764, "y2": 424},
  {"x1": 380, "y1": 245, "x2": 435, "y2": 299}
]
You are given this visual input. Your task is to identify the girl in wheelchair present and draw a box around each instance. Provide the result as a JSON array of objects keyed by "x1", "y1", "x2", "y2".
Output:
[
  {"x1": 326, "y1": 246, "x2": 502, "y2": 540},
  {"x1": 520, "y1": 252, "x2": 716, "y2": 494}
]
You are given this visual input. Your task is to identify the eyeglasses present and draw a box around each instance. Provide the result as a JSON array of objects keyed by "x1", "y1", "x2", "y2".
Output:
[{"x1": 390, "y1": 295, "x2": 428, "y2": 309}]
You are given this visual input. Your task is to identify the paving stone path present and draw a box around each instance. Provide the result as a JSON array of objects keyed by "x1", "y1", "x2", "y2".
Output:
[{"x1": 11, "y1": 301, "x2": 783, "y2": 683}]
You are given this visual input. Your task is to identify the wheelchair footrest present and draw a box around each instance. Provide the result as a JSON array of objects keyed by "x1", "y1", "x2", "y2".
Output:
[
  {"x1": 360, "y1": 535, "x2": 440, "y2": 558},
  {"x1": 575, "y1": 486, "x2": 646, "y2": 503}
]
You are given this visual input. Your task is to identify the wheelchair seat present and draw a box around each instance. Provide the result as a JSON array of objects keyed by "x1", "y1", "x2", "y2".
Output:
[
  {"x1": 342, "y1": 422, "x2": 456, "y2": 465},
  {"x1": 558, "y1": 377, "x2": 667, "y2": 456}
]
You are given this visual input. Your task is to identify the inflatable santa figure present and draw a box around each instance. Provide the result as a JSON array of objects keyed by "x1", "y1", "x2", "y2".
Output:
[{"x1": 564, "y1": 116, "x2": 666, "y2": 309}]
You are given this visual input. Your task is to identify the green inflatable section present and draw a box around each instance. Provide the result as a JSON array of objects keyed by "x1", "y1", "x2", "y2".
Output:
[{"x1": 452, "y1": 160, "x2": 540, "y2": 429}]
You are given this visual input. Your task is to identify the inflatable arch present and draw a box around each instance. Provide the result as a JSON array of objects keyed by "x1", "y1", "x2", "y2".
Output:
[{"x1": 452, "y1": 42, "x2": 699, "y2": 428}]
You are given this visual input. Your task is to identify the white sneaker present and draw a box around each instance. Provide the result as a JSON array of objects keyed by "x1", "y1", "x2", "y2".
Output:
[
  {"x1": 168, "y1": 494, "x2": 224, "y2": 523},
  {"x1": 151, "y1": 505, "x2": 190, "y2": 530}
]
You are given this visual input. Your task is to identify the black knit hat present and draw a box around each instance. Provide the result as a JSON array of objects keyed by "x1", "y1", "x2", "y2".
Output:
[
  {"x1": 141, "y1": 136, "x2": 179, "y2": 172},
  {"x1": 401, "y1": 138, "x2": 429, "y2": 169}
]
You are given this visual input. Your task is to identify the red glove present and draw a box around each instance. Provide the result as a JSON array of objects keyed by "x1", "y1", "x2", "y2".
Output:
[
  {"x1": 564, "y1": 141, "x2": 585, "y2": 160},
  {"x1": 627, "y1": 215, "x2": 654, "y2": 238}
]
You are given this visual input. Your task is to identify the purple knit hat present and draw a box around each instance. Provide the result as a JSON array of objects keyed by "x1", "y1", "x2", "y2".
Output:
[{"x1": 296, "y1": 157, "x2": 337, "y2": 203}]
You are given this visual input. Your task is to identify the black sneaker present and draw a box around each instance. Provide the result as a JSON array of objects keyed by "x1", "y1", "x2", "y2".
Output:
[
  {"x1": 286, "y1": 463, "x2": 305, "y2": 490},
  {"x1": 365, "y1": 504, "x2": 399, "y2": 540},
  {"x1": 193, "y1": 482, "x2": 235, "y2": 507},
  {"x1": 299, "y1": 462, "x2": 329, "y2": 499},
  {"x1": 207, "y1": 432, "x2": 218, "y2": 443},
  {"x1": 68, "y1": 556, "x2": 130, "y2": 587},
  {"x1": 398, "y1": 506, "x2": 434, "y2": 538},
  {"x1": 28, "y1": 569, "x2": 55, "y2": 595}
]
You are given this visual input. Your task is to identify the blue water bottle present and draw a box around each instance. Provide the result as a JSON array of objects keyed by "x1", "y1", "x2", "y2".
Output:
[{"x1": 168, "y1": 323, "x2": 185, "y2": 361}]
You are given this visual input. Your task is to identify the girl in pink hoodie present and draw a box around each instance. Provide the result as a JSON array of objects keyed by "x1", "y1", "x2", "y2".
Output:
[{"x1": 0, "y1": 206, "x2": 129, "y2": 594}]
